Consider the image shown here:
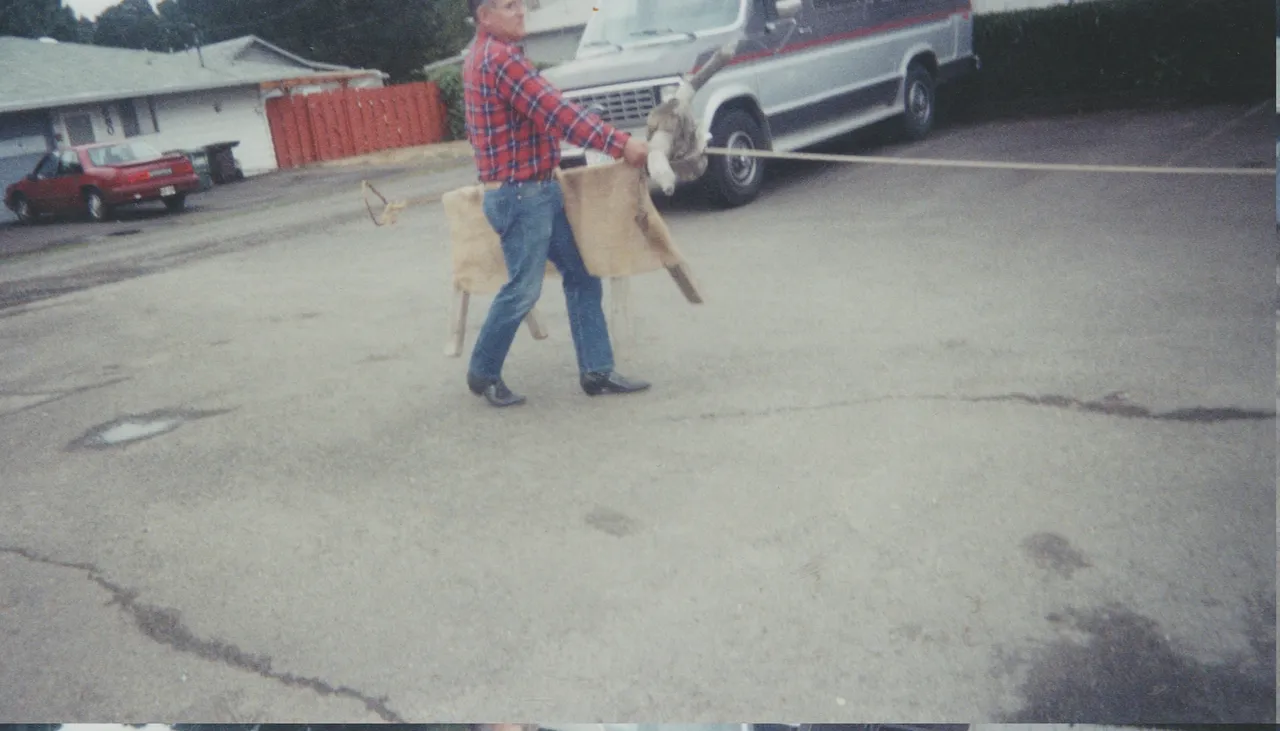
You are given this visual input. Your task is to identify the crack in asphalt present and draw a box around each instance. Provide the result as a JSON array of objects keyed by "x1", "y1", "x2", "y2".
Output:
[
  {"x1": 963, "y1": 393, "x2": 1276, "y2": 422},
  {"x1": 674, "y1": 392, "x2": 1276, "y2": 423},
  {"x1": 0, "y1": 545, "x2": 405, "y2": 721},
  {"x1": 0, "y1": 377, "x2": 133, "y2": 419}
]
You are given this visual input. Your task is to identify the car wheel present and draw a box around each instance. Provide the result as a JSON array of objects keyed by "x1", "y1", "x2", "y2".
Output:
[
  {"x1": 84, "y1": 188, "x2": 111, "y2": 222},
  {"x1": 163, "y1": 193, "x2": 187, "y2": 213},
  {"x1": 12, "y1": 195, "x2": 35, "y2": 225},
  {"x1": 900, "y1": 62, "x2": 936, "y2": 141},
  {"x1": 702, "y1": 108, "x2": 768, "y2": 208}
]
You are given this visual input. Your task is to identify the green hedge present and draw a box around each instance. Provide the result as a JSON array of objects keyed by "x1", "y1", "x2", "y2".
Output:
[
  {"x1": 427, "y1": 65, "x2": 466, "y2": 141},
  {"x1": 940, "y1": 0, "x2": 1274, "y2": 119},
  {"x1": 426, "y1": 60, "x2": 560, "y2": 142}
]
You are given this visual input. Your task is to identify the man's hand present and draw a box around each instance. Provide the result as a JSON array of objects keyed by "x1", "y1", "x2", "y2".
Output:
[{"x1": 622, "y1": 136, "x2": 649, "y2": 168}]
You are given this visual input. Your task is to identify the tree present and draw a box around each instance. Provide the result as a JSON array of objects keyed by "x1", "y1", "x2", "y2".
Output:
[
  {"x1": 0, "y1": 0, "x2": 82, "y2": 41},
  {"x1": 165, "y1": 0, "x2": 472, "y2": 81},
  {"x1": 93, "y1": 0, "x2": 170, "y2": 50},
  {"x1": 424, "y1": 0, "x2": 471, "y2": 61}
]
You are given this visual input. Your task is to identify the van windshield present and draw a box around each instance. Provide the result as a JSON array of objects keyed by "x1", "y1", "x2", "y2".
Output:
[{"x1": 578, "y1": 0, "x2": 743, "y2": 48}]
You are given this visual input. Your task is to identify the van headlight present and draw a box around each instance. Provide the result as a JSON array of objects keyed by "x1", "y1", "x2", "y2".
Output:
[{"x1": 658, "y1": 84, "x2": 679, "y2": 102}]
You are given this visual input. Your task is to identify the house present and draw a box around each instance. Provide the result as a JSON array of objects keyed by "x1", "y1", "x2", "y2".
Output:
[{"x1": 0, "y1": 34, "x2": 386, "y2": 188}]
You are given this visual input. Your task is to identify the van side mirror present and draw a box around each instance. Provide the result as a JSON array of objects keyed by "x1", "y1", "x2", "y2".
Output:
[{"x1": 775, "y1": 0, "x2": 802, "y2": 19}]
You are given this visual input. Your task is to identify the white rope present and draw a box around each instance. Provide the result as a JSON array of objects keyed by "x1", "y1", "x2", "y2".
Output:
[{"x1": 704, "y1": 146, "x2": 1275, "y2": 176}]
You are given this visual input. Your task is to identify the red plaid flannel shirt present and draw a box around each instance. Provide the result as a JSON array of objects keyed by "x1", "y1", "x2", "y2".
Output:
[{"x1": 462, "y1": 29, "x2": 630, "y2": 183}]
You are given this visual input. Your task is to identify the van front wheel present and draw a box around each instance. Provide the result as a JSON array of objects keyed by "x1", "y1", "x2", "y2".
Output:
[
  {"x1": 899, "y1": 62, "x2": 936, "y2": 141},
  {"x1": 702, "y1": 108, "x2": 768, "y2": 208}
]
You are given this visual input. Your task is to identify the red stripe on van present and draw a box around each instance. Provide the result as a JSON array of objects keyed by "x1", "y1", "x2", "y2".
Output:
[{"x1": 698, "y1": 8, "x2": 963, "y2": 72}]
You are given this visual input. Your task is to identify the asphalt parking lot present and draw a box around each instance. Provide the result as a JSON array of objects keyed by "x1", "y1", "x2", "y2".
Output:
[{"x1": 0, "y1": 102, "x2": 1274, "y2": 722}]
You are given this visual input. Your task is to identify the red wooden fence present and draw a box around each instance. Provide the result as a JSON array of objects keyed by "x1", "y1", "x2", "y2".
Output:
[{"x1": 265, "y1": 82, "x2": 448, "y2": 169}]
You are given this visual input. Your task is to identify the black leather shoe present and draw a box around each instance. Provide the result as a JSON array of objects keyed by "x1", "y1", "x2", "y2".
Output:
[
  {"x1": 467, "y1": 373, "x2": 526, "y2": 407},
  {"x1": 581, "y1": 370, "x2": 651, "y2": 396}
]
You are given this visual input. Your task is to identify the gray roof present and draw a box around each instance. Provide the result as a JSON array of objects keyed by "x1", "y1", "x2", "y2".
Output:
[{"x1": 0, "y1": 35, "x2": 386, "y2": 114}]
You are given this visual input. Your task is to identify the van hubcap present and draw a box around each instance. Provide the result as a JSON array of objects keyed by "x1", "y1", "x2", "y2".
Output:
[
  {"x1": 88, "y1": 194, "x2": 103, "y2": 218},
  {"x1": 16, "y1": 199, "x2": 30, "y2": 221},
  {"x1": 908, "y1": 82, "x2": 931, "y2": 122},
  {"x1": 725, "y1": 130, "x2": 758, "y2": 187}
]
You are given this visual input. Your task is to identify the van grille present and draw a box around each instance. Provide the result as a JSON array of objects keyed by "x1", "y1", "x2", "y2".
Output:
[{"x1": 567, "y1": 86, "x2": 657, "y2": 127}]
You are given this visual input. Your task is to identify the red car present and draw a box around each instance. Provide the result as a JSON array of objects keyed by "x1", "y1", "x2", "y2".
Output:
[{"x1": 5, "y1": 141, "x2": 202, "y2": 224}]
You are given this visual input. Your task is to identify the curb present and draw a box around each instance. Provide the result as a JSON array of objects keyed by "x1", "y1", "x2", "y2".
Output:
[{"x1": 310, "y1": 140, "x2": 475, "y2": 169}]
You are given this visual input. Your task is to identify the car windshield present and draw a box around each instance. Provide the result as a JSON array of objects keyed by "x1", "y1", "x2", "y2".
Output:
[
  {"x1": 87, "y1": 141, "x2": 164, "y2": 167},
  {"x1": 578, "y1": 0, "x2": 743, "y2": 48}
]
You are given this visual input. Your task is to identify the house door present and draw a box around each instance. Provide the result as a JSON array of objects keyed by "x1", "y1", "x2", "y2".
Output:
[
  {"x1": 119, "y1": 101, "x2": 141, "y2": 137},
  {"x1": 64, "y1": 114, "x2": 95, "y2": 146}
]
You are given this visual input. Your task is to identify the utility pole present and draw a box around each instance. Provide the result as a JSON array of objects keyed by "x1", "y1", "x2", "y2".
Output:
[{"x1": 187, "y1": 22, "x2": 205, "y2": 67}]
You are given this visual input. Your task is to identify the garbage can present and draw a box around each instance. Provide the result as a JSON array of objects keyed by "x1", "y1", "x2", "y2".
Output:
[
  {"x1": 167, "y1": 148, "x2": 214, "y2": 191},
  {"x1": 203, "y1": 141, "x2": 243, "y2": 184}
]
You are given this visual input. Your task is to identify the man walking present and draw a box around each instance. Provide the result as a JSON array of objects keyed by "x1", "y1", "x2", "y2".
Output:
[{"x1": 462, "y1": 0, "x2": 652, "y2": 408}]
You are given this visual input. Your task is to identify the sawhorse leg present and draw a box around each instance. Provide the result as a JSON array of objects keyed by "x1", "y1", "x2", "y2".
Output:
[
  {"x1": 446, "y1": 286, "x2": 548, "y2": 358},
  {"x1": 609, "y1": 276, "x2": 633, "y2": 355}
]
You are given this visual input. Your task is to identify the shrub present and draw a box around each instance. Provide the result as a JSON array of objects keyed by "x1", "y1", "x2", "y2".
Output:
[
  {"x1": 426, "y1": 58, "x2": 560, "y2": 141},
  {"x1": 942, "y1": 0, "x2": 1273, "y2": 119},
  {"x1": 427, "y1": 64, "x2": 466, "y2": 141}
]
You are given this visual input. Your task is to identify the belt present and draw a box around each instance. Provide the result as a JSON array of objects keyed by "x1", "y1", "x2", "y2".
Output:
[{"x1": 481, "y1": 176, "x2": 556, "y2": 191}]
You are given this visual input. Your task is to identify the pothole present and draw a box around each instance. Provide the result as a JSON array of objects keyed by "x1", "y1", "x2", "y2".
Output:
[
  {"x1": 105, "y1": 229, "x2": 142, "y2": 237},
  {"x1": 68, "y1": 408, "x2": 233, "y2": 450}
]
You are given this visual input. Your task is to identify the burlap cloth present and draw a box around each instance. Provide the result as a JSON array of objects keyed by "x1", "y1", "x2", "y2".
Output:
[{"x1": 443, "y1": 162, "x2": 689, "y2": 296}]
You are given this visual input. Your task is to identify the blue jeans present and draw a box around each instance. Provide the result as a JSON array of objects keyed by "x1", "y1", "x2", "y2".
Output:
[{"x1": 468, "y1": 179, "x2": 615, "y2": 381}]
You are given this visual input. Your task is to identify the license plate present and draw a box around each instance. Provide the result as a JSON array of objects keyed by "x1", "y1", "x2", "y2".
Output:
[
  {"x1": 150, "y1": 168, "x2": 172, "y2": 178},
  {"x1": 159, "y1": 185, "x2": 176, "y2": 197}
]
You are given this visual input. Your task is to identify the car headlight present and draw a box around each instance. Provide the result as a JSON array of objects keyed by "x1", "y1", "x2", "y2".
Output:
[{"x1": 658, "y1": 84, "x2": 679, "y2": 102}]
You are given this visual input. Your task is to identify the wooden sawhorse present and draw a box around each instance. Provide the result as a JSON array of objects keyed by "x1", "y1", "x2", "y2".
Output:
[{"x1": 444, "y1": 278, "x2": 634, "y2": 358}]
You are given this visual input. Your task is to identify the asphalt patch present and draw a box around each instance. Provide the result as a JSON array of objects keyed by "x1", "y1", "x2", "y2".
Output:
[
  {"x1": 1001, "y1": 602, "x2": 1276, "y2": 722},
  {"x1": 1021, "y1": 532, "x2": 1092, "y2": 578},
  {"x1": 68, "y1": 407, "x2": 234, "y2": 450},
  {"x1": 584, "y1": 507, "x2": 642, "y2": 537}
]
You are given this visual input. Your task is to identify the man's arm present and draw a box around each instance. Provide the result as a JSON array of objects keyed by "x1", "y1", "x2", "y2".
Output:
[{"x1": 490, "y1": 47, "x2": 630, "y2": 157}]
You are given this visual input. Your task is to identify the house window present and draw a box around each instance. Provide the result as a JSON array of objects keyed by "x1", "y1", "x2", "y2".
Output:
[{"x1": 120, "y1": 100, "x2": 142, "y2": 137}]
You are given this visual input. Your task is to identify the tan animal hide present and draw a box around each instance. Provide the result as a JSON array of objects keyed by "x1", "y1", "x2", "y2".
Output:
[{"x1": 443, "y1": 162, "x2": 690, "y2": 296}]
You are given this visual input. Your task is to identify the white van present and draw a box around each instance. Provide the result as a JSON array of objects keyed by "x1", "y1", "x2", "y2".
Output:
[{"x1": 543, "y1": 0, "x2": 980, "y2": 207}]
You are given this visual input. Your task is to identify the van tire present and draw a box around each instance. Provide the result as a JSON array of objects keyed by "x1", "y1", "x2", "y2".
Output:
[
  {"x1": 899, "y1": 62, "x2": 936, "y2": 141},
  {"x1": 702, "y1": 108, "x2": 768, "y2": 208}
]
